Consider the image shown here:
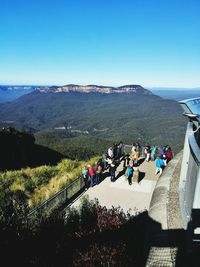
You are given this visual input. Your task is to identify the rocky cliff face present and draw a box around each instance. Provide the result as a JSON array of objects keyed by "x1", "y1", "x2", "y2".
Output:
[{"x1": 36, "y1": 84, "x2": 152, "y2": 95}]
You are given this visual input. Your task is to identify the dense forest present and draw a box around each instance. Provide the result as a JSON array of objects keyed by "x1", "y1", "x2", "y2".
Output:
[{"x1": 0, "y1": 91, "x2": 187, "y2": 155}]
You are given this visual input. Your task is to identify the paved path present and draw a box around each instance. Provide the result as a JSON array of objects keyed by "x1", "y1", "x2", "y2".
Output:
[{"x1": 69, "y1": 158, "x2": 160, "y2": 215}]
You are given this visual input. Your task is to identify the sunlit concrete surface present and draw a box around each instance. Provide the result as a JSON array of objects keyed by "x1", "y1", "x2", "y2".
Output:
[{"x1": 69, "y1": 159, "x2": 160, "y2": 215}]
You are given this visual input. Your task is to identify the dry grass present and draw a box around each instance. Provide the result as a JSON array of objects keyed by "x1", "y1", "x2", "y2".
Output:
[{"x1": 1, "y1": 156, "x2": 100, "y2": 208}]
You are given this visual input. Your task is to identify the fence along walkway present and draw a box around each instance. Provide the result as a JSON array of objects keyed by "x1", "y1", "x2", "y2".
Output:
[
  {"x1": 28, "y1": 145, "x2": 160, "y2": 217},
  {"x1": 28, "y1": 175, "x2": 85, "y2": 217},
  {"x1": 68, "y1": 151, "x2": 160, "y2": 215}
]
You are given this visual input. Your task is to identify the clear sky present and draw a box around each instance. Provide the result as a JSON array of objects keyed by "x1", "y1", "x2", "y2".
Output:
[{"x1": 0, "y1": 0, "x2": 200, "y2": 88}]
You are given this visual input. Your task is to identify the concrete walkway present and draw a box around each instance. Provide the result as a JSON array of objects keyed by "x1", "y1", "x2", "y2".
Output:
[{"x1": 70, "y1": 158, "x2": 160, "y2": 215}]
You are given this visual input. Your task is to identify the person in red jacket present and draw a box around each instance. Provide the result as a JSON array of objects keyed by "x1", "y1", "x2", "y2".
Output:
[
  {"x1": 88, "y1": 164, "x2": 95, "y2": 187},
  {"x1": 166, "y1": 147, "x2": 173, "y2": 163}
]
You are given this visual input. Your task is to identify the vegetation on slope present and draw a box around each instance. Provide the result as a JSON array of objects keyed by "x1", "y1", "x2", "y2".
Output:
[
  {"x1": 35, "y1": 131, "x2": 113, "y2": 160},
  {"x1": 0, "y1": 156, "x2": 99, "y2": 208},
  {"x1": 0, "y1": 127, "x2": 100, "y2": 208},
  {"x1": 0, "y1": 91, "x2": 187, "y2": 153}
]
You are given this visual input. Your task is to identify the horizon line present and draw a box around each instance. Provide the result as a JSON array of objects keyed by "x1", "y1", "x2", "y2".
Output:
[{"x1": 1, "y1": 83, "x2": 200, "y2": 90}]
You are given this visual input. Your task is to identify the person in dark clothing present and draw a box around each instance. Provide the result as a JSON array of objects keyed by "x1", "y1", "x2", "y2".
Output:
[
  {"x1": 123, "y1": 154, "x2": 130, "y2": 170},
  {"x1": 96, "y1": 163, "x2": 103, "y2": 184},
  {"x1": 113, "y1": 143, "x2": 117, "y2": 159},
  {"x1": 110, "y1": 161, "x2": 116, "y2": 182},
  {"x1": 102, "y1": 153, "x2": 108, "y2": 171},
  {"x1": 116, "y1": 143, "x2": 121, "y2": 159}
]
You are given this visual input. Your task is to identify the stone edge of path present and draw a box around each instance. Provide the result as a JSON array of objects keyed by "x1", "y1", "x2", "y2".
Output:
[{"x1": 146, "y1": 151, "x2": 184, "y2": 267}]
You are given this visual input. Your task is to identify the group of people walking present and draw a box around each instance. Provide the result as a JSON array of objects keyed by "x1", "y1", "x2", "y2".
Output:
[
  {"x1": 107, "y1": 141, "x2": 124, "y2": 160},
  {"x1": 144, "y1": 144, "x2": 173, "y2": 175},
  {"x1": 82, "y1": 161, "x2": 104, "y2": 189},
  {"x1": 82, "y1": 142, "x2": 174, "y2": 189},
  {"x1": 82, "y1": 142, "x2": 125, "y2": 188}
]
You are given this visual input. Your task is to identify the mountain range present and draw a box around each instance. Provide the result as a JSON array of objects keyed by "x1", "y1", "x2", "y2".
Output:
[
  {"x1": 0, "y1": 84, "x2": 151, "y2": 103},
  {"x1": 36, "y1": 84, "x2": 152, "y2": 94},
  {"x1": 0, "y1": 84, "x2": 187, "y2": 157}
]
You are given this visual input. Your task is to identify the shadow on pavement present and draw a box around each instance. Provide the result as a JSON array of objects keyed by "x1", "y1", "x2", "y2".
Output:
[
  {"x1": 115, "y1": 169, "x2": 126, "y2": 180},
  {"x1": 138, "y1": 171, "x2": 145, "y2": 183}
]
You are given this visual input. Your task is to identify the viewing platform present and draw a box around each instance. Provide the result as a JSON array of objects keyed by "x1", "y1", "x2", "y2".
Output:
[
  {"x1": 69, "y1": 158, "x2": 161, "y2": 215},
  {"x1": 28, "y1": 97, "x2": 200, "y2": 266},
  {"x1": 67, "y1": 150, "x2": 185, "y2": 266}
]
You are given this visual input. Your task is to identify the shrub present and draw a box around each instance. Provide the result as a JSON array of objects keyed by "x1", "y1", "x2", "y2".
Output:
[
  {"x1": 31, "y1": 165, "x2": 59, "y2": 186},
  {"x1": 57, "y1": 159, "x2": 79, "y2": 173},
  {"x1": 0, "y1": 191, "x2": 147, "y2": 267}
]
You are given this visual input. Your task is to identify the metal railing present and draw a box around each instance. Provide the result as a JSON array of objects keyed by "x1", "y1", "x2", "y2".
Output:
[
  {"x1": 27, "y1": 144, "x2": 146, "y2": 218},
  {"x1": 179, "y1": 121, "x2": 200, "y2": 243},
  {"x1": 28, "y1": 176, "x2": 85, "y2": 217}
]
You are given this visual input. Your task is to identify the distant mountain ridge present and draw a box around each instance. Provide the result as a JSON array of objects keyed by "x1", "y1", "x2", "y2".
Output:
[
  {"x1": 0, "y1": 84, "x2": 152, "y2": 97},
  {"x1": 0, "y1": 85, "x2": 36, "y2": 91},
  {"x1": 37, "y1": 84, "x2": 152, "y2": 94},
  {"x1": 0, "y1": 90, "x2": 186, "y2": 154},
  {"x1": 0, "y1": 85, "x2": 36, "y2": 103}
]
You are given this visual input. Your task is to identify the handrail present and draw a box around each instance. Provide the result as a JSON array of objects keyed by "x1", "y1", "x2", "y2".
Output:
[
  {"x1": 188, "y1": 123, "x2": 200, "y2": 164},
  {"x1": 27, "y1": 143, "x2": 163, "y2": 217},
  {"x1": 28, "y1": 147, "x2": 131, "y2": 217},
  {"x1": 179, "y1": 121, "x2": 200, "y2": 238},
  {"x1": 28, "y1": 175, "x2": 84, "y2": 217}
]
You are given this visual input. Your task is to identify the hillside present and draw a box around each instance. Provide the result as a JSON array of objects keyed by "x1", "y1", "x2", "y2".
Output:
[
  {"x1": 0, "y1": 127, "x2": 63, "y2": 171},
  {"x1": 0, "y1": 89, "x2": 187, "y2": 153}
]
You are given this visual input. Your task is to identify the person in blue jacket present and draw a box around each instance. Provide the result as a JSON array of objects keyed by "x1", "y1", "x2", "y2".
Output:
[
  {"x1": 126, "y1": 164, "x2": 134, "y2": 185},
  {"x1": 155, "y1": 156, "x2": 165, "y2": 175}
]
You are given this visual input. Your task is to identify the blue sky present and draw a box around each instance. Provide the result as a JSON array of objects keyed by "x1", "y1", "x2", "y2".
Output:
[{"x1": 0, "y1": 0, "x2": 200, "y2": 87}]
